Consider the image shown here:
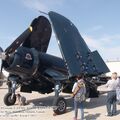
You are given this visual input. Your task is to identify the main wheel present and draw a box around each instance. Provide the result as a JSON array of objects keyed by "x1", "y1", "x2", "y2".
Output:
[
  {"x1": 4, "y1": 92, "x2": 16, "y2": 106},
  {"x1": 53, "y1": 97, "x2": 67, "y2": 114}
]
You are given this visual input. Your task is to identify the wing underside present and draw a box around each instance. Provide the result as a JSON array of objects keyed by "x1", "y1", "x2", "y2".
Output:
[
  {"x1": 5, "y1": 16, "x2": 52, "y2": 54},
  {"x1": 49, "y1": 11, "x2": 109, "y2": 77},
  {"x1": 23, "y1": 16, "x2": 52, "y2": 52}
]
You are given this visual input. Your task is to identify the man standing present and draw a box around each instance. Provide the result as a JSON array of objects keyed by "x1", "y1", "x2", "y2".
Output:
[
  {"x1": 72, "y1": 75, "x2": 86, "y2": 120},
  {"x1": 116, "y1": 76, "x2": 120, "y2": 104},
  {"x1": 105, "y1": 72, "x2": 119, "y2": 116}
]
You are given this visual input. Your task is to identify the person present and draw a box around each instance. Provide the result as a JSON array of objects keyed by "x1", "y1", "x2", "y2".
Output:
[
  {"x1": 105, "y1": 72, "x2": 119, "y2": 116},
  {"x1": 116, "y1": 77, "x2": 120, "y2": 104},
  {"x1": 16, "y1": 94, "x2": 27, "y2": 106},
  {"x1": 72, "y1": 75, "x2": 86, "y2": 120}
]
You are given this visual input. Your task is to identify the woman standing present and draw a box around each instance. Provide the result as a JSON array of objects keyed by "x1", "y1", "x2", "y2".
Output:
[{"x1": 72, "y1": 75, "x2": 86, "y2": 120}]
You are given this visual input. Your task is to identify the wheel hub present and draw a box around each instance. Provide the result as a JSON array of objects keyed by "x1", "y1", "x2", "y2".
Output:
[{"x1": 58, "y1": 100, "x2": 66, "y2": 112}]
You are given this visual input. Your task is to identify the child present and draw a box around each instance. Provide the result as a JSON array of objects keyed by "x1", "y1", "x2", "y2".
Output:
[{"x1": 16, "y1": 94, "x2": 27, "y2": 106}]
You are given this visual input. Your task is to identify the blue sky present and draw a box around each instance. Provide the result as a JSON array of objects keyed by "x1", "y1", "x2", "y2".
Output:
[{"x1": 0, "y1": 0, "x2": 120, "y2": 61}]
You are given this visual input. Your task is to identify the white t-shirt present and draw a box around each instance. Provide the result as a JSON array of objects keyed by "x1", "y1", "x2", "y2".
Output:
[
  {"x1": 72, "y1": 79, "x2": 86, "y2": 96},
  {"x1": 105, "y1": 78, "x2": 120, "y2": 91},
  {"x1": 72, "y1": 79, "x2": 83, "y2": 92}
]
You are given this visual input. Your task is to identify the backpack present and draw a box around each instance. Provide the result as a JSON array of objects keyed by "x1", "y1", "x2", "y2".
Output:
[{"x1": 73, "y1": 82, "x2": 86, "y2": 102}]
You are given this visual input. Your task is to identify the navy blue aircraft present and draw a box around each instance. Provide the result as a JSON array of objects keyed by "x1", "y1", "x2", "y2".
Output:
[{"x1": 0, "y1": 11, "x2": 109, "y2": 114}]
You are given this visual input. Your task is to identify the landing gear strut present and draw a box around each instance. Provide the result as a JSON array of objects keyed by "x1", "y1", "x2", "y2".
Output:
[
  {"x1": 4, "y1": 76, "x2": 18, "y2": 106},
  {"x1": 53, "y1": 81, "x2": 67, "y2": 114}
]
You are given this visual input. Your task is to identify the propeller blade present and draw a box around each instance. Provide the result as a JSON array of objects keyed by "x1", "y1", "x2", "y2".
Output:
[
  {"x1": 0, "y1": 47, "x2": 3, "y2": 52},
  {"x1": 0, "y1": 47, "x2": 6, "y2": 60},
  {"x1": 5, "y1": 26, "x2": 32, "y2": 55}
]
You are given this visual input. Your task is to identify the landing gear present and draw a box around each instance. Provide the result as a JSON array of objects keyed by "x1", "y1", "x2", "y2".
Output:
[
  {"x1": 4, "y1": 92, "x2": 16, "y2": 106},
  {"x1": 53, "y1": 97, "x2": 67, "y2": 114},
  {"x1": 4, "y1": 75, "x2": 18, "y2": 106},
  {"x1": 53, "y1": 81, "x2": 67, "y2": 114}
]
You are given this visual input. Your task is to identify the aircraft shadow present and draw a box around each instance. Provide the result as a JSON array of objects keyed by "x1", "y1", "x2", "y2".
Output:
[
  {"x1": 28, "y1": 95, "x2": 73, "y2": 105},
  {"x1": 27, "y1": 94, "x2": 107, "y2": 112},
  {"x1": 84, "y1": 113, "x2": 101, "y2": 120},
  {"x1": 84, "y1": 94, "x2": 107, "y2": 109},
  {"x1": 27, "y1": 94, "x2": 74, "y2": 113},
  {"x1": 7, "y1": 93, "x2": 119, "y2": 117}
]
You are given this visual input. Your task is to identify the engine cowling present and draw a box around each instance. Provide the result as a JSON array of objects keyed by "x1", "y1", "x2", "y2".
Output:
[{"x1": 3, "y1": 47, "x2": 39, "y2": 77}]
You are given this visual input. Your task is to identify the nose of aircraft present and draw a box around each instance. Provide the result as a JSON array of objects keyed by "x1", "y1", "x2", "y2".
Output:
[
  {"x1": 0, "y1": 47, "x2": 3, "y2": 52},
  {"x1": 0, "y1": 46, "x2": 3, "y2": 71}
]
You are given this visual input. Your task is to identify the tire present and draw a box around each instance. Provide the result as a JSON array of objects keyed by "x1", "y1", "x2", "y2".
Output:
[
  {"x1": 4, "y1": 92, "x2": 16, "y2": 106},
  {"x1": 85, "y1": 85, "x2": 90, "y2": 98},
  {"x1": 53, "y1": 97, "x2": 67, "y2": 114}
]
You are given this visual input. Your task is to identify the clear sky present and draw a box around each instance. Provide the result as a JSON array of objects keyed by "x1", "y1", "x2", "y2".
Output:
[{"x1": 0, "y1": 0, "x2": 120, "y2": 61}]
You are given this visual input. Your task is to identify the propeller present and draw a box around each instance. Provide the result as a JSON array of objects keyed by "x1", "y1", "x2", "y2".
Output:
[
  {"x1": 0, "y1": 47, "x2": 6, "y2": 60},
  {"x1": 0, "y1": 47, "x2": 7, "y2": 86},
  {"x1": 5, "y1": 27, "x2": 32, "y2": 55},
  {"x1": 0, "y1": 26, "x2": 33, "y2": 72},
  {"x1": 0, "y1": 46, "x2": 4, "y2": 75},
  {"x1": 0, "y1": 47, "x2": 3, "y2": 52}
]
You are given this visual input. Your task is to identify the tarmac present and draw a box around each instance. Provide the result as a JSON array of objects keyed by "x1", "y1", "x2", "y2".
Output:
[{"x1": 0, "y1": 83, "x2": 120, "y2": 120}]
